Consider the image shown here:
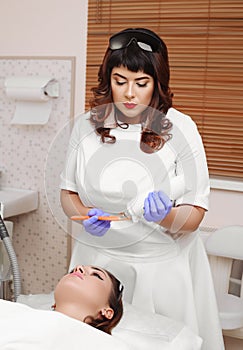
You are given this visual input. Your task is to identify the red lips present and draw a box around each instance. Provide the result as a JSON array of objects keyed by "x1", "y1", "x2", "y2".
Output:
[{"x1": 123, "y1": 102, "x2": 137, "y2": 109}]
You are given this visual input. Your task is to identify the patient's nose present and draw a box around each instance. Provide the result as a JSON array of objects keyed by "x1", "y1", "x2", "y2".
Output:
[{"x1": 74, "y1": 265, "x2": 85, "y2": 274}]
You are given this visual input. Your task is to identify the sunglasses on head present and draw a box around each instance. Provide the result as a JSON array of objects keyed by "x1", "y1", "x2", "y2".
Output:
[{"x1": 109, "y1": 30, "x2": 162, "y2": 52}]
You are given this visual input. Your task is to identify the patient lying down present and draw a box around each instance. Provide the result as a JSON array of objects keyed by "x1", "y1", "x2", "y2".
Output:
[
  {"x1": 0, "y1": 264, "x2": 203, "y2": 350},
  {"x1": 0, "y1": 265, "x2": 127, "y2": 350},
  {"x1": 53, "y1": 264, "x2": 124, "y2": 334}
]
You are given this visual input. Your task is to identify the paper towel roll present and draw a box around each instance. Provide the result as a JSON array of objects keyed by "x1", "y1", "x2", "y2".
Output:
[
  {"x1": 4, "y1": 76, "x2": 59, "y2": 125},
  {"x1": 4, "y1": 76, "x2": 58, "y2": 102}
]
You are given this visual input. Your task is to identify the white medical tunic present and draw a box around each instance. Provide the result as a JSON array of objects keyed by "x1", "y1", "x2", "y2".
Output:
[{"x1": 60, "y1": 107, "x2": 224, "y2": 350}]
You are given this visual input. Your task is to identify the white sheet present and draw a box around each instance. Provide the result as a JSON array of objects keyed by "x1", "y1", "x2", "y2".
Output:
[
  {"x1": 115, "y1": 302, "x2": 203, "y2": 350},
  {"x1": 0, "y1": 299, "x2": 128, "y2": 350},
  {"x1": 16, "y1": 293, "x2": 202, "y2": 350}
]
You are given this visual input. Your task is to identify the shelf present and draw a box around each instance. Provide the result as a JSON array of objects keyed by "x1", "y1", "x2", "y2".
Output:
[{"x1": 0, "y1": 187, "x2": 38, "y2": 219}]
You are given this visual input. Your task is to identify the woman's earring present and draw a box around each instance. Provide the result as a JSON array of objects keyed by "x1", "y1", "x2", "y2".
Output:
[
  {"x1": 101, "y1": 308, "x2": 114, "y2": 319},
  {"x1": 101, "y1": 309, "x2": 106, "y2": 316}
]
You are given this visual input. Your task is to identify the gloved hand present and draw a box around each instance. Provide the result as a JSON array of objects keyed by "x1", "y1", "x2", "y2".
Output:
[
  {"x1": 83, "y1": 208, "x2": 111, "y2": 237},
  {"x1": 143, "y1": 191, "x2": 172, "y2": 222}
]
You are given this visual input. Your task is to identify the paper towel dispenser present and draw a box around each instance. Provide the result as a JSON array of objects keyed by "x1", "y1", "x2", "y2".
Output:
[
  {"x1": 4, "y1": 76, "x2": 59, "y2": 125},
  {"x1": 4, "y1": 76, "x2": 59, "y2": 100}
]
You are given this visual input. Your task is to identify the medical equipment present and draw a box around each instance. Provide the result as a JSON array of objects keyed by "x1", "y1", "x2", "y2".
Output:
[
  {"x1": 71, "y1": 214, "x2": 130, "y2": 221},
  {"x1": 205, "y1": 225, "x2": 243, "y2": 337},
  {"x1": 0, "y1": 213, "x2": 21, "y2": 301}
]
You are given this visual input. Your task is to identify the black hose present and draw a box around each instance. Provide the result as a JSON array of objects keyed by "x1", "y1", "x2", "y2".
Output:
[{"x1": 0, "y1": 214, "x2": 21, "y2": 301}]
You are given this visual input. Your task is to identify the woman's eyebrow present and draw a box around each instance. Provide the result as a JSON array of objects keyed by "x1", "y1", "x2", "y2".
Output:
[
  {"x1": 112, "y1": 72, "x2": 150, "y2": 81},
  {"x1": 112, "y1": 72, "x2": 127, "y2": 80},
  {"x1": 135, "y1": 76, "x2": 150, "y2": 81}
]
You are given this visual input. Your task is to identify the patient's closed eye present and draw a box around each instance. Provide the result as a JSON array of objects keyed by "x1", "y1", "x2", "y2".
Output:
[{"x1": 92, "y1": 272, "x2": 103, "y2": 280}]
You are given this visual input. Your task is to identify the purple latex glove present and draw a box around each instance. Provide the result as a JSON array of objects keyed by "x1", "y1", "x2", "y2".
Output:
[
  {"x1": 143, "y1": 191, "x2": 172, "y2": 222},
  {"x1": 83, "y1": 208, "x2": 111, "y2": 237}
]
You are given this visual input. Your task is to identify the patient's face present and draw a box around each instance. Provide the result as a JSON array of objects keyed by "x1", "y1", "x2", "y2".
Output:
[{"x1": 54, "y1": 265, "x2": 113, "y2": 320}]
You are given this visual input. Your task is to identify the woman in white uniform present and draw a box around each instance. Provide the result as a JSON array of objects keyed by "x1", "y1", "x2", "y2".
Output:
[{"x1": 60, "y1": 28, "x2": 224, "y2": 349}]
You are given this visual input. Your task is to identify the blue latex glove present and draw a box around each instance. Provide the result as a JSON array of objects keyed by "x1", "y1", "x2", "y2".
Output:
[
  {"x1": 143, "y1": 191, "x2": 172, "y2": 222},
  {"x1": 83, "y1": 208, "x2": 111, "y2": 237}
]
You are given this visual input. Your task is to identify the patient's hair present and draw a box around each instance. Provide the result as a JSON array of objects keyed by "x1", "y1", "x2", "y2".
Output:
[{"x1": 84, "y1": 270, "x2": 124, "y2": 335}]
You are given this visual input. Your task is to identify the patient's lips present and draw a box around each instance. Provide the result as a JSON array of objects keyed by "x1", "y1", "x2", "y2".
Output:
[{"x1": 71, "y1": 271, "x2": 84, "y2": 280}]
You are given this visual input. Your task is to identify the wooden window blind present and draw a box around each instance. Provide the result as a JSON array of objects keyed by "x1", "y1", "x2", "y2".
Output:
[{"x1": 86, "y1": 0, "x2": 243, "y2": 179}]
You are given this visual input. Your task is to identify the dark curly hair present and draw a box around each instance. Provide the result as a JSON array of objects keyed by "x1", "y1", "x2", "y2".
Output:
[{"x1": 89, "y1": 28, "x2": 173, "y2": 153}]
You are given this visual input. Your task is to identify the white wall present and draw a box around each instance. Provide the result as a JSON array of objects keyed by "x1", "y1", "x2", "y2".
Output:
[
  {"x1": 202, "y1": 187, "x2": 243, "y2": 229},
  {"x1": 0, "y1": 0, "x2": 88, "y2": 114}
]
